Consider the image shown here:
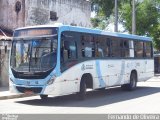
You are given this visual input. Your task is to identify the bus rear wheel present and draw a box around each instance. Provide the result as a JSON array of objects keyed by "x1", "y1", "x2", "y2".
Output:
[
  {"x1": 40, "y1": 95, "x2": 48, "y2": 100},
  {"x1": 77, "y1": 80, "x2": 87, "y2": 100},
  {"x1": 121, "y1": 72, "x2": 137, "y2": 91}
]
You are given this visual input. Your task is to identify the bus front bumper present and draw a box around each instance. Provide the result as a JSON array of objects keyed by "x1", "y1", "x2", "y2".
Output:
[{"x1": 10, "y1": 82, "x2": 61, "y2": 96}]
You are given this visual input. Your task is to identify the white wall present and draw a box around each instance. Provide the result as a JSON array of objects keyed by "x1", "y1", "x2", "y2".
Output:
[{"x1": 26, "y1": 0, "x2": 92, "y2": 27}]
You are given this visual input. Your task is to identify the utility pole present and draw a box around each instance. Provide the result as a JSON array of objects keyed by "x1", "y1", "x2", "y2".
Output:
[
  {"x1": 132, "y1": 0, "x2": 136, "y2": 34},
  {"x1": 114, "y1": 0, "x2": 118, "y2": 32}
]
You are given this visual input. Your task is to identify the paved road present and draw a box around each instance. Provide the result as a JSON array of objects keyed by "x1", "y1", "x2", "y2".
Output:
[{"x1": 0, "y1": 76, "x2": 160, "y2": 114}]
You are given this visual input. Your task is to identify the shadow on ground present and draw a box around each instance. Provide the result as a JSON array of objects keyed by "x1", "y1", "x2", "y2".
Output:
[{"x1": 16, "y1": 86, "x2": 160, "y2": 107}]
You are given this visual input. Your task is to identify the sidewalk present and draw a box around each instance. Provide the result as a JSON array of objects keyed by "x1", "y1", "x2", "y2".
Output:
[{"x1": 0, "y1": 87, "x2": 34, "y2": 100}]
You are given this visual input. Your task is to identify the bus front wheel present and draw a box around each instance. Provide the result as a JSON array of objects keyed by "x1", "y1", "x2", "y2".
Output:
[{"x1": 77, "y1": 80, "x2": 87, "y2": 100}]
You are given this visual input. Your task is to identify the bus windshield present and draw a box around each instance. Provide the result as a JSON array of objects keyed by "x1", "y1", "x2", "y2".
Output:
[{"x1": 10, "y1": 36, "x2": 57, "y2": 72}]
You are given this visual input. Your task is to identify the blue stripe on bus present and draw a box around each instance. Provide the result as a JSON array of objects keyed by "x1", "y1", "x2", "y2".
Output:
[
  {"x1": 96, "y1": 60, "x2": 106, "y2": 88},
  {"x1": 56, "y1": 27, "x2": 65, "y2": 76}
]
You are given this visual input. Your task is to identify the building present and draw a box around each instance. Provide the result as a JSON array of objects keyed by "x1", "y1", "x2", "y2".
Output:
[
  {"x1": 0, "y1": 0, "x2": 91, "y2": 87},
  {"x1": 0, "y1": 26, "x2": 12, "y2": 87},
  {"x1": 0, "y1": 0, "x2": 92, "y2": 30}
]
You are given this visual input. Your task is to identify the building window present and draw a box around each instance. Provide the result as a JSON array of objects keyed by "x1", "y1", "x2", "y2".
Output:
[
  {"x1": 50, "y1": 11, "x2": 58, "y2": 21},
  {"x1": 15, "y1": 1, "x2": 21, "y2": 13}
]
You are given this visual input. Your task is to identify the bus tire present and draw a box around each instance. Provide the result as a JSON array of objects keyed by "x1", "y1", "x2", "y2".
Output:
[
  {"x1": 121, "y1": 72, "x2": 137, "y2": 91},
  {"x1": 77, "y1": 80, "x2": 86, "y2": 100},
  {"x1": 129, "y1": 72, "x2": 137, "y2": 90},
  {"x1": 40, "y1": 95, "x2": 48, "y2": 100}
]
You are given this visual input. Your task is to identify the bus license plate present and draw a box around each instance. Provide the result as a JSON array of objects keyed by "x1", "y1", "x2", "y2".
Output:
[{"x1": 25, "y1": 90, "x2": 33, "y2": 94}]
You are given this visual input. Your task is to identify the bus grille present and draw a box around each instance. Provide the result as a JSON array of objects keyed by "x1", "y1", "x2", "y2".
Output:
[{"x1": 16, "y1": 86, "x2": 42, "y2": 93}]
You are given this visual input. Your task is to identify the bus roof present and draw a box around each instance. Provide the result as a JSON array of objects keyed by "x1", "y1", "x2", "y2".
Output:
[
  {"x1": 15, "y1": 24, "x2": 63, "y2": 30},
  {"x1": 15, "y1": 24, "x2": 152, "y2": 42},
  {"x1": 61, "y1": 25, "x2": 152, "y2": 42}
]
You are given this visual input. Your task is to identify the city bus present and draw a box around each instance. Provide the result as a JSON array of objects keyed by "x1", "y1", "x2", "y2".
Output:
[{"x1": 9, "y1": 24, "x2": 154, "y2": 100}]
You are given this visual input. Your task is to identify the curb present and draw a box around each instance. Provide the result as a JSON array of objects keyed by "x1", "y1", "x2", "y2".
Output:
[
  {"x1": 0, "y1": 94, "x2": 35, "y2": 100},
  {"x1": 154, "y1": 74, "x2": 160, "y2": 76}
]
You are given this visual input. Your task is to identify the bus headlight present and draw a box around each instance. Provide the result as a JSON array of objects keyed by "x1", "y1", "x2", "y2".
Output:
[{"x1": 47, "y1": 76, "x2": 56, "y2": 85}]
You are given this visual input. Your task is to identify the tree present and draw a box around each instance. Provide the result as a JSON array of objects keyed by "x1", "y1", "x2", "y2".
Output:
[
  {"x1": 151, "y1": 25, "x2": 160, "y2": 51},
  {"x1": 91, "y1": 0, "x2": 160, "y2": 50},
  {"x1": 91, "y1": 0, "x2": 115, "y2": 18},
  {"x1": 91, "y1": 0, "x2": 130, "y2": 30},
  {"x1": 120, "y1": 0, "x2": 159, "y2": 35},
  {"x1": 91, "y1": 16, "x2": 107, "y2": 30},
  {"x1": 120, "y1": 0, "x2": 160, "y2": 50},
  {"x1": 91, "y1": 0, "x2": 115, "y2": 30}
]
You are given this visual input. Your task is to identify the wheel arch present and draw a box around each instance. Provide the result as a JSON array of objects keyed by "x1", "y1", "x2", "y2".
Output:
[{"x1": 80, "y1": 73, "x2": 93, "y2": 89}]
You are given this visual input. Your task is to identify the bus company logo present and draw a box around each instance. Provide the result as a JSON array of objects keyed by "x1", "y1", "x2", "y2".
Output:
[{"x1": 81, "y1": 64, "x2": 85, "y2": 71}]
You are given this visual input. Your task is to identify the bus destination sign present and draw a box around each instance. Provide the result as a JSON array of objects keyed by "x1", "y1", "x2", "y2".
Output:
[{"x1": 16, "y1": 29, "x2": 53, "y2": 37}]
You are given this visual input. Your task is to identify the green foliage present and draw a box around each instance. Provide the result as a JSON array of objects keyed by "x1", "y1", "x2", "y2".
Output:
[
  {"x1": 91, "y1": 0, "x2": 115, "y2": 17},
  {"x1": 120, "y1": 0, "x2": 160, "y2": 50},
  {"x1": 91, "y1": 0, "x2": 160, "y2": 50},
  {"x1": 91, "y1": 17, "x2": 108, "y2": 30},
  {"x1": 151, "y1": 25, "x2": 160, "y2": 50},
  {"x1": 120, "y1": 2, "x2": 132, "y2": 33},
  {"x1": 121, "y1": 0, "x2": 159, "y2": 35},
  {"x1": 91, "y1": 0, "x2": 131, "y2": 29}
]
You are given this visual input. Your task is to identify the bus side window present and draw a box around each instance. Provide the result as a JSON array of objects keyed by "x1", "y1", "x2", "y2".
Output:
[
  {"x1": 63, "y1": 40, "x2": 77, "y2": 61},
  {"x1": 106, "y1": 38, "x2": 111, "y2": 57},
  {"x1": 121, "y1": 40, "x2": 129, "y2": 58},
  {"x1": 61, "y1": 40, "x2": 77, "y2": 71},
  {"x1": 61, "y1": 32, "x2": 78, "y2": 72},
  {"x1": 144, "y1": 42, "x2": 152, "y2": 58},
  {"x1": 111, "y1": 38, "x2": 121, "y2": 57},
  {"x1": 81, "y1": 34, "x2": 95, "y2": 58},
  {"x1": 134, "y1": 41, "x2": 143, "y2": 58},
  {"x1": 95, "y1": 36, "x2": 105, "y2": 58}
]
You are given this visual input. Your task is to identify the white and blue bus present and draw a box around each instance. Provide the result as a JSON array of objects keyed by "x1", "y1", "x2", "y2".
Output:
[{"x1": 9, "y1": 24, "x2": 154, "y2": 100}]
